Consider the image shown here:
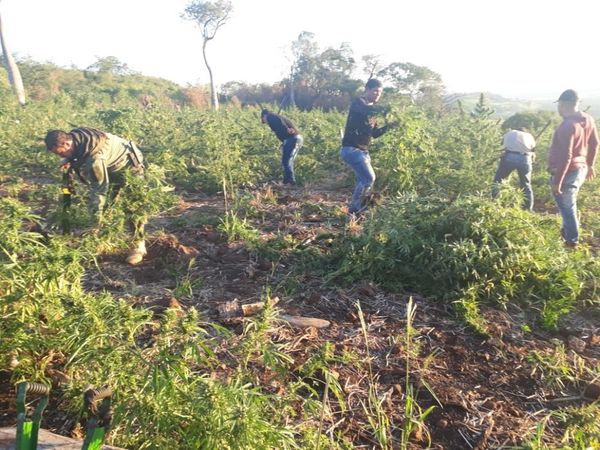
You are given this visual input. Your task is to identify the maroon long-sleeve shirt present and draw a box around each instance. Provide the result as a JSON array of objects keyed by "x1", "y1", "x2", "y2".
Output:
[{"x1": 548, "y1": 111, "x2": 599, "y2": 187}]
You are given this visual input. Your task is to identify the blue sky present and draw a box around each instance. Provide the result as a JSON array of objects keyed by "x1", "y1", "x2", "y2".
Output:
[{"x1": 2, "y1": 0, "x2": 599, "y2": 99}]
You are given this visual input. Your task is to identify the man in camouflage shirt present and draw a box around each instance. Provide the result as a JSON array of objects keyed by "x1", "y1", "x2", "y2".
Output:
[{"x1": 45, "y1": 127, "x2": 147, "y2": 265}]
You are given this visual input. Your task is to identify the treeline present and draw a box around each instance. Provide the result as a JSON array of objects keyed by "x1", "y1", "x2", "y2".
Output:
[
  {"x1": 0, "y1": 56, "x2": 213, "y2": 110},
  {"x1": 222, "y1": 32, "x2": 444, "y2": 111},
  {"x1": 1, "y1": 32, "x2": 445, "y2": 112}
]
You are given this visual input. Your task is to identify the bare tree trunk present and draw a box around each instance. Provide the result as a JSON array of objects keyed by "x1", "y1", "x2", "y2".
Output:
[
  {"x1": 0, "y1": 7, "x2": 25, "y2": 106},
  {"x1": 289, "y1": 66, "x2": 295, "y2": 108},
  {"x1": 202, "y1": 39, "x2": 218, "y2": 110}
]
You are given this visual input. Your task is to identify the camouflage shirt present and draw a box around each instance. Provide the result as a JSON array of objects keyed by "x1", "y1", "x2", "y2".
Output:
[{"x1": 67, "y1": 128, "x2": 143, "y2": 221}]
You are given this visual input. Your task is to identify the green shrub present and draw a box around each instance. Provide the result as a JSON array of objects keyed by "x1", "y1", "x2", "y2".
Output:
[{"x1": 325, "y1": 193, "x2": 597, "y2": 330}]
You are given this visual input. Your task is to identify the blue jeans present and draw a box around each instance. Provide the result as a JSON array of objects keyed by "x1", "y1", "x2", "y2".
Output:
[
  {"x1": 281, "y1": 135, "x2": 303, "y2": 184},
  {"x1": 551, "y1": 167, "x2": 587, "y2": 244},
  {"x1": 341, "y1": 146, "x2": 375, "y2": 213},
  {"x1": 492, "y1": 151, "x2": 534, "y2": 210}
]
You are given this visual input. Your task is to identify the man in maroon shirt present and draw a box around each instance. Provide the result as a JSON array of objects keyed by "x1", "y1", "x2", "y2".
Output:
[{"x1": 548, "y1": 89, "x2": 599, "y2": 247}]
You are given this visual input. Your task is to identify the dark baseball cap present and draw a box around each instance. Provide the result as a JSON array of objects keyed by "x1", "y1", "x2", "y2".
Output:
[{"x1": 555, "y1": 89, "x2": 579, "y2": 103}]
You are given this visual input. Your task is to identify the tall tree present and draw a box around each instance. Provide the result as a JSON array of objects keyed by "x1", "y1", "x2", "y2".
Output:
[
  {"x1": 0, "y1": 1, "x2": 25, "y2": 105},
  {"x1": 86, "y1": 56, "x2": 133, "y2": 76},
  {"x1": 291, "y1": 37, "x2": 359, "y2": 110},
  {"x1": 361, "y1": 54, "x2": 383, "y2": 80},
  {"x1": 312, "y1": 44, "x2": 356, "y2": 96},
  {"x1": 182, "y1": 0, "x2": 232, "y2": 110},
  {"x1": 471, "y1": 93, "x2": 495, "y2": 119},
  {"x1": 288, "y1": 31, "x2": 318, "y2": 108},
  {"x1": 378, "y1": 62, "x2": 444, "y2": 101}
]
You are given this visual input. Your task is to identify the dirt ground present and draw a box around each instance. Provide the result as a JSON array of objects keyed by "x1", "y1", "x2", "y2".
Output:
[{"x1": 1, "y1": 182, "x2": 599, "y2": 449}]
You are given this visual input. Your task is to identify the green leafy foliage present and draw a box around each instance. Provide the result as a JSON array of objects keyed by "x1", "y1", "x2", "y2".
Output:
[
  {"x1": 325, "y1": 194, "x2": 598, "y2": 330},
  {"x1": 0, "y1": 199, "x2": 301, "y2": 449},
  {"x1": 1, "y1": 65, "x2": 598, "y2": 449}
]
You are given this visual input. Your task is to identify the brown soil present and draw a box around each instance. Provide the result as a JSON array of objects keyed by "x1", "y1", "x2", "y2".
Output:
[{"x1": 2, "y1": 182, "x2": 598, "y2": 449}]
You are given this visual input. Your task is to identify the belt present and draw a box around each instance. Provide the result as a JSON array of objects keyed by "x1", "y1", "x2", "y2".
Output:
[{"x1": 506, "y1": 150, "x2": 533, "y2": 155}]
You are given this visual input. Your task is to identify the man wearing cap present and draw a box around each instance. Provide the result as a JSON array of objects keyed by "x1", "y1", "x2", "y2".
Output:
[
  {"x1": 45, "y1": 127, "x2": 148, "y2": 264},
  {"x1": 261, "y1": 109, "x2": 303, "y2": 185},
  {"x1": 492, "y1": 127, "x2": 536, "y2": 210},
  {"x1": 548, "y1": 89, "x2": 599, "y2": 248}
]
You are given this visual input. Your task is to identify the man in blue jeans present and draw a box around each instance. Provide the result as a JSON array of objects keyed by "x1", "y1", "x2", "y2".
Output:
[
  {"x1": 492, "y1": 127, "x2": 536, "y2": 210},
  {"x1": 340, "y1": 78, "x2": 396, "y2": 215},
  {"x1": 548, "y1": 89, "x2": 599, "y2": 248},
  {"x1": 261, "y1": 109, "x2": 303, "y2": 185}
]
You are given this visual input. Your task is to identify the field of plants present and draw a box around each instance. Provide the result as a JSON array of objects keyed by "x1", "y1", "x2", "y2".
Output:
[{"x1": 0, "y1": 74, "x2": 599, "y2": 449}]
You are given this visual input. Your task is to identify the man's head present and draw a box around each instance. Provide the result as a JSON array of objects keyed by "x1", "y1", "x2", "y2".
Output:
[
  {"x1": 45, "y1": 130, "x2": 75, "y2": 158},
  {"x1": 556, "y1": 89, "x2": 579, "y2": 118},
  {"x1": 260, "y1": 108, "x2": 269, "y2": 124},
  {"x1": 364, "y1": 78, "x2": 384, "y2": 104}
]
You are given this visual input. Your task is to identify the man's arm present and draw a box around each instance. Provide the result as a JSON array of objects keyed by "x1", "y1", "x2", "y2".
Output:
[
  {"x1": 586, "y1": 121, "x2": 599, "y2": 181},
  {"x1": 527, "y1": 133, "x2": 536, "y2": 151},
  {"x1": 356, "y1": 100, "x2": 392, "y2": 138},
  {"x1": 527, "y1": 132, "x2": 537, "y2": 161},
  {"x1": 372, "y1": 120, "x2": 400, "y2": 139},
  {"x1": 282, "y1": 117, "x2": 298, "y2": 135},
  {"x1": 551, "y1": 124, "x2": 575, "y2": 194},
  {"x1": 372, "y1": 123, "x2": 389, "y2": 139}
]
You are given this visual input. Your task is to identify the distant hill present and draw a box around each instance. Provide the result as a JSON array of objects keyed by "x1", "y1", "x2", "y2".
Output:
[{"x1": 445, "y1": 92, "x2": 600, "y2": 118}]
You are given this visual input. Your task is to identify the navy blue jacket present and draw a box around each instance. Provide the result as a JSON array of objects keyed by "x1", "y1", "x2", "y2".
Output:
[
  {"x1": 342, "y1": 98, "x2": 389, "y2": 151},
  {"x1": 265, "y1": 113, "x2": 298, "y2": 142}
]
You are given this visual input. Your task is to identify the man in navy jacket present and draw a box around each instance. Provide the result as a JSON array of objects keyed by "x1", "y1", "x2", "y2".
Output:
[{"x1": 261, "y1": 109, "x2": 303, "y2": 185}]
